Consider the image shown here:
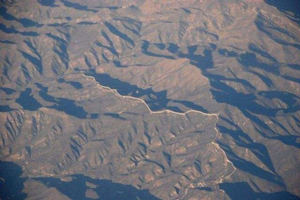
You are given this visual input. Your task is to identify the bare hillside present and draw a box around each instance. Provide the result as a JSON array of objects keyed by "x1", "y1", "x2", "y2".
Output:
[{"x1": 0, "y1": 0, "x2": 300, "y2": 199}]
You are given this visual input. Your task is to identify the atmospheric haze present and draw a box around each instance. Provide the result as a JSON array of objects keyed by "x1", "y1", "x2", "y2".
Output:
[{"x1": 0, "y1": 0, "x2": 300, "y2": 199}]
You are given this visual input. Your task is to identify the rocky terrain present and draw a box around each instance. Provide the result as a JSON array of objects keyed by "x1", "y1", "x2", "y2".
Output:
[{"x1": 0, "y1": 0, "x2": 300, "y2": 199}]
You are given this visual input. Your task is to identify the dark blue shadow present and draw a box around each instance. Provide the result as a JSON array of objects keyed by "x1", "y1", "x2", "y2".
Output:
[
  {"x1": 172, "y1": 99, "x2": 209, "y2": 113},
  {"x1": 137, "y1": 40, "x2": 300, "y2": 150},
  {"x1": 113, "y1": 60, "x2": 127, "y2": 68},
  {"x1": 141, "y1": 41, "x2": 175, "y2": 59},
  {"x1": 176, "y1": 44, "x2": 283, "y2": 118},
  {"x1": 238, "y1": 52, "x2": 280, "y2": 74},
  {"x1": 99, "y1": 31, "x2": 118, "y2": 56},
  {"x1": 16, "y1": 88, "x2": 42, "y2": 111},
  {"x1": 105, "y1": 22, "x2": 135, "y2": 47},
  {"x1": 167, "y1": 43, "x2": 179, "y2": 54},
  {"x1": 248, "y1": 43, "x2": 277, "y2": 62},
  {"x1": 86, "y1": 70, "x2": 209, "y2": 114},
  {"x1": 255, "y1": 16, "x2": 300, "y2": 50},
  {"x1": 0, "y1": 105, "x2": 13, "y2": 112},
  {"x1": 218, "y1": 48, "x2": 238, "y2": 57},
  {"x1": 35, "y1": 83, "x2": 88, "y2": 119},
  {"x1": 37, "y1": 0, "x2": 57, "y2": 7},
  {"x1": 77, "y1": 21, "x2": 97, "y2": 25},
  {"x1": 103, "y1": 112, "x2": 127, "y2": 120},
  {"x1": 0, "y1": 7, "x2": 42, "y2": 27},
  {"x1": 265, "y1": 0, "x2": 300, "y2": 24},
  {"x1": 219, "y1": 143, "x2": 284, "y2": 186},
  {"x1": 61, "y1": 0, "x2": 97, "y2": 12},
  {"x1": 220, "y1": 182, "x2": 300, "y2": 200},
  {"x1": 271, "y1": 135, "x2": 300, "y2": 148},
  {"x1": 0, "y1": 39, "x2": 15, "y2": 44},
  {"x1": 218, "y1": 118, "x2": 276, "y2": 172},
  {"x1": 0, "y1": 23, "x2": 39, "y2": 36},
  {"x1": 58, "y1": 78, "x2": 83, "y2": 89},
  {"x1": 0, "y1": 161, "x2": 27, "y2": 200},
  {"x1": 258, "y1": 91, "x2": 300, "y2": 114},
  {"x1": 0, "y1": 23, "x2": 18, "y2": 33},
  {"x1": 87, "y1": 71, "x2": 169, "y2": 111},
  {"x1": 0, "y1": 87, "x2": 15, "y2": 94},
  {"x1": 19, "y1": 50, "x2": 43, "y2": 74},
  {"x1": 35, "y1": 174, "x2": 161, "y2": 200}
]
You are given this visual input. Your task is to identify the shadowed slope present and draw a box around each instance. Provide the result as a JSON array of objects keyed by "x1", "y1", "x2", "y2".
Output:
[
  {"x1": 35, "y1": 175, "x2": 161, "y2": 200},
  {"x1": 0, "y1": 161, "x2": 27, "y2": 200}
]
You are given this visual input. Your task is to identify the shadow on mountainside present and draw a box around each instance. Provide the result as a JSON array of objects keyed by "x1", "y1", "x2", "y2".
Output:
[
  {"x1": 87, "y1": 71, "x2": 170, "y2": 111},
  {"x1": 0, "y1": 161, "x2": 27, "y2": 200},
  {"x1": 0, "y1": 161, "x2": 161, "y2": 200},
  {"x1": 0, "y1": 7, "x2": 42, "y2": 28},
  {"x1": 105, "y1": 22, "x2": 135, "y2": 47},
  {"x1": 87, "y1": 70, "x2": 209, "y2": 113},
  {"x1": 102, "y1": 40, "x2": 300, "y2": 149},
  {"x1": 37, "y1": 0, "x2": 57, "y2": 7},
  {"x1": 0, "y1": 105, "x2": 14, "y2": 112},
  {"x1": 16, "y1": 88, "x2": 42, "y2": 111},
  {"x1": 220, "y1": 182, "x2": 300, "y2": 200},
  {"x1": 35, "y1": 83, "x2": 94, "y2": 119},
  {"x1": 219, "y1": 143, "x2": 284, "y2": 187},
  {"x1": 218, "y1": 117, "x2": 276, "y2": 173},
  {"x1": 178, "y1": 44, "x2": 300, "y2": 148},
  {"x1": 255, "y1": 15, "x2": 300, "y2": 50},
  {"x1": 135, "y1": 41, "x2": 300, "y2": 186},
  {"x1": 15, "y1": 85, "x2": 99, "y2": 119},
  {"x1": 60, "y1": 0, "x2": 97, "y2": 12},
  {"x1": 0, "y1": 22, "x2": 39, "y2": 36},
  {"x1": 265, "y1": 0, "x2": 300, "y2": 24},
  {"x1": 35, "y1": 174, "x2": 161, "y2": 200}
]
